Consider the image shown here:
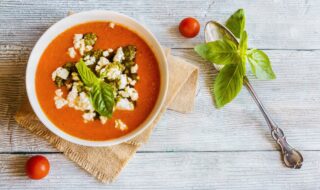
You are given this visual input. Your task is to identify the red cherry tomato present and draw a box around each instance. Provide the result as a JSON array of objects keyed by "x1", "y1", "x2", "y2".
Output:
[
  {"x1": 179, "y1": 17, "x2": 200, "y2": 38},
  {"x1": 26, "y1": 155, "x2": 50, "y2": 180}
]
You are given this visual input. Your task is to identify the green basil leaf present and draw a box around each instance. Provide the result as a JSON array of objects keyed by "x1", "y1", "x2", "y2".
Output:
[
  {"x1": 75, "y1": 59, "x2": 99, "y2": 86},
  {"x1": 90, "y1": 81, "x2": 115, "y2": 117},
  {"x1": 214, "y1": 63, "x2": 245, "y2": 108},
  {"x1": 226, "y1": 9, "x2": 245, "y2": 38},
  {"x1": 194, "y1": 38, "x2": 241, "y2": 65},
  {"x1": 247, "y1": 49, "x2": 276, "y2": 80},
  {"x1": 239, "y1": 30, "x2": 248, "y2": 63}
]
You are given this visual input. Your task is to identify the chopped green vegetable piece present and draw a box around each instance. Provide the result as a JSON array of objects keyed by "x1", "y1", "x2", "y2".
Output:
[
  {"x1": 54, "y1": 77, "x2": 64, "y2": 87},
  {"x1": 123, "y1": 45, "x2": 136, "y2": 61},
  {"x1": 63, "y1": 62, "x2": 76, "y2": 73},
  {"x1": 83, "y1": 33, "x2": 97, "y2": 46},
  {"x1": 92, "y1": 49, "x2": 103, "y2": 60}
]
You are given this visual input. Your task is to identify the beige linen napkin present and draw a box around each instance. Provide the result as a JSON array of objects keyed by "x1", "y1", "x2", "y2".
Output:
[{"x1": 15, "y1": 49, "x2": 199, "y2": 183}]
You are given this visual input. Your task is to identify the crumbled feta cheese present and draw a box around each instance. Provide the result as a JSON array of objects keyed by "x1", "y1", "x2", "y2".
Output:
[
  {"x1": 100, "y1": 116, "x2": 108, "y2": 124},
  {"x1": 67, "y1": 83, "x2": 79, "y2": 108},
  {"x1": 131, "y1": 64, "x2": 138, "y2": 73},
  {"x1": 96, "y1": 57, "x2": 110, "y2": 72},
  {"x1": 102, "y1": 50, "x2": 109, "y2": 57},
  {"x1": 55, "y1": 89, "x2": 63, "y2": 97},
  {"x1": 128, "y1": 77, "x2": 136, "y2": 86},
  {"x1": 74, "y1": 34, "x2": 83, "y2": 42},
  {"x1": 108, "y1": 48, "x2": 113, "y2": 53},
  {"x1": 54, "y1": 89, "x2": 67, "y2": 109},
  {"x1": 98, "y1": 57, "x2": 109, "y2": 66},
  {"x1": 105, "y1": 67, "x2": 122, "y2": 80},
  {"x1": 118, "y1": 74, "x2": 128, "y2": 89},
  {"x1": 116, "y1": 98, "x2": 134, "y2": 111},
  {"x1": 118, "y1": 90, "x2": 130, "y2": 98},
  {"x1": 84, "y1": 55, "x2": 90, "y2": 61},
  {"x1": 128, "y1": 87, "x2": 139, "y2": 101},
  {"x1": 109, "y1": 22, "x2": 115, "y2": 29},
  {"x1": 54, "y1": 97, "x2": 68, "y2": 109},
  {"x1": 85, "y1": 56, "x2": 96, "y2": 65},
  {"x1": 82, "y1": 112, "x2": 96, "y2": 123},
  {"x1": 114, "y1": 119, "x2": 128, "y2": 131},
  {"x1": 78, "y1": 92, "x2": 94, "y2": 111},
  {"x1": 85, "y1": 45, "x2": 93, "y2": 51},
  {"x1": 52, "y1": 71, "x2": 57, "y2": 81},
  {"x1": 113, "y1": 47, "x2": 124, "y2": 63},
  {"x1": 68, "y1": 47, "x2": 77, "y2": 58},
  {"x1": 52, "y1": 67, "x2": 69, "y2": 80}
]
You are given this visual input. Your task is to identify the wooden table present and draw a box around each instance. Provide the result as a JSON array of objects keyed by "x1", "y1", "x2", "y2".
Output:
[{"x1": 1, "y1": 0, "x2": 320, "y2": 189}]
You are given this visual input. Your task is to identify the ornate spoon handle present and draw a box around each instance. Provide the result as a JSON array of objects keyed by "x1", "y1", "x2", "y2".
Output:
[{"x1": 243, "y1": 76, "x2": 303, "y2": 169}]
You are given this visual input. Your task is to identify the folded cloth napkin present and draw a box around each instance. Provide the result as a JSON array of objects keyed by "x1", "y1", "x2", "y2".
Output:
[{"x1": 15, "y1": 48, "x2": 199, "y2": 183}]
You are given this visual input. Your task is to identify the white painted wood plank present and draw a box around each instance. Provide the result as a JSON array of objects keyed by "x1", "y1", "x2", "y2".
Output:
[
  {"x1": 0, "y1": 0, "x2": 320, "y2": 49},
  {"x1": 0, "y1": 152, "x2": 319, "y2": 189},
  {"x1": 0, "y1": 47, "x2": 319, "y2": 152}
]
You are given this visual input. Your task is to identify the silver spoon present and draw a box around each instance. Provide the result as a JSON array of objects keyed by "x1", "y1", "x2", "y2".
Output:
[{"x1": 204, "y1": 21, "x2": 303, "y2": 169}]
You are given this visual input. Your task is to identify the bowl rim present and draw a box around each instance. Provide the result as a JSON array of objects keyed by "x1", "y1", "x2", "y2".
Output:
[{"x1": 26, "y1": 10, "x2": 168, "y2": 147}]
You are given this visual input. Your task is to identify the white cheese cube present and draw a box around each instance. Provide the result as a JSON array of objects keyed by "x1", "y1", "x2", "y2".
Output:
[
  {"x1": 85, "y1": 56, "x2": 96, "y2": 65},
  {"x1": 128, "y1": 87, "x2": 139, "y2": 101},
  {"x1": 115, "y1": 119, "x2": 128, "y2": 131},
  {"x1": 102, "y1": 50, "x2": 109, "y2": 57},
  {"x1": 55, "y1": 89, "x2": 63, "y2": 97},
  {"x1": 113, "y1": 47, "x2": 124, "y2": 63},
  {"x1": 118, "y1": 74, "x2": 128, "y2": 90},
  {"x1": 85, "y1": 45, "x2": 93, "y2": 51},
  {"x1": 105, "y1": 67, "x2": 122, "y2": 80},
  {"x1": 68, "y1": 47, "x2": 77, "y2": 58},
  {"x1": 78, "y1": 92, "x2": 94, "y2": 111},
  {"x1": 128, "y1": 77, "x2": 136, "y2": 86},
  {"x1": 52, "y1": 67, "x2": 69, "y2": 80},
  {"x1": 98, "y1": 57, "x2": 109, "y2": 66},
  {"x1": 82, "y1": 112, "x2": 96, "y2": 123},
  {"x1": 54, "y1": 96, "x2": 67, "y2": 109},
  {"x1": 100, "y1": 116, "x2": 108, "y2": 124},
  {"x1": 116, "y1": 98, "x2": 134, "y2": 111},
  {"x1": 66, "y1": 83, "x2": 79, "y2": 108},
  {"x1": 131, "y1": 64, "x2": 138, "y2": 73},
  {"x1": 74, "y1": 34, "x2": 83, "y2": 41},
  {"x1": 118, "y1": 89, "x2": 130, "y2": 98}
]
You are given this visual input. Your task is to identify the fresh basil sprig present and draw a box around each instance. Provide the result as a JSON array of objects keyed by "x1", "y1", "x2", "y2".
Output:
[
  {"x1": 76, "y1": 59, "x2": 115, "y2": 117},
  {"x1": 194, "y1": 37, "x2": 241, "y2": 65},
  {"x1": 195, "y1": 9, "x2": 276, "y2": 108}
]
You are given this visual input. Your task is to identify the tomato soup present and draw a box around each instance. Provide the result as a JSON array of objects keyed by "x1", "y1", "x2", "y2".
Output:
[{"x1": 35, "y1": 22, "x2": 160, "y2": 141}]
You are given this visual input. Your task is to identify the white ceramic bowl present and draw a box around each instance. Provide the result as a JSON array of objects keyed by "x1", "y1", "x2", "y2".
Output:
[{"x1": 26, "y1": 10, "x2": 168, "y2": 147}]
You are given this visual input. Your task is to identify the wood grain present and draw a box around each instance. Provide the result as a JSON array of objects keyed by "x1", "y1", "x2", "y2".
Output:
[
  {"x1": 1, "y1": 0, "x2": 320, "y2": 189},
  {"x1": 1, "y1": 48, "x2": 319, "y2": 152},
  {"x1": 0, "y1": 152, "x2": 319, "y2": 189},
  {"x1": 0, "y1": 0, "x2": 320, "y2": 49}
]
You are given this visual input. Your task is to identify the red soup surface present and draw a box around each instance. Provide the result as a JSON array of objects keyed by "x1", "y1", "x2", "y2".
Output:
[{"x1": 35, "y1": 22, "x2": 160, "y2": 141}]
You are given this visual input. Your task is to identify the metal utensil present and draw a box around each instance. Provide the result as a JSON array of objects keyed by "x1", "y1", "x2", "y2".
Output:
[{"x1": 204, "y1": 21, "x2": 303, "y2": 169}]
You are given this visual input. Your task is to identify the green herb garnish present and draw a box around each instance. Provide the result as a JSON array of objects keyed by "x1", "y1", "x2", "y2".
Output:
[
  {"x1": 83, "y1": 33, "x2": 97, "y2": 46},
  {"x1": 75, "y1": 59, "x2": 115, "y2": 117},
  {"x1": 195, "y1": 9, "x2": 276, "y2": 108}
]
